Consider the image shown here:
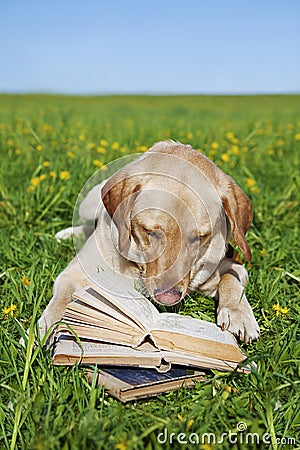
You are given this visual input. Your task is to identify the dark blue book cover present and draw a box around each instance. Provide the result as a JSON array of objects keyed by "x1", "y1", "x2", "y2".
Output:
[{"x1": 102, "y1": 366, "x2": 200, "y2": 387}]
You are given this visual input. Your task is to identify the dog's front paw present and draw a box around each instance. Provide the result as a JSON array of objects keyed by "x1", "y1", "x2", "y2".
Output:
[
  {"x1": 217, "y1": 300, "x2": 260, "y2": 343},
  {"x1": 19, "y1": 317, "x2": 49, "y2": 348}
]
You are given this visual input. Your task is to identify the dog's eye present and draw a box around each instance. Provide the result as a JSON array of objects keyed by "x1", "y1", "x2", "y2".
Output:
[
  {"x1": 189, "y1": 232, "x2": 210, "y2": 245},
  {"x1": 149, "y1": 230, "x2": 160, "y2": 239},
  {"x1": 141, "y1": 226, "x2": 161, "y2": 239},
  {"x1": 189, "y1": 235, "x2": 201, "y2": 244}
]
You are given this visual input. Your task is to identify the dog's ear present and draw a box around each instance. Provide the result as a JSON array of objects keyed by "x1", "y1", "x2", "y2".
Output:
[
  {"x1": 101, "y1": 172, "x2": 141, "y2": 254},
  {"x1": 221, "y1": 178, "x2": 253, "y2": 261}
]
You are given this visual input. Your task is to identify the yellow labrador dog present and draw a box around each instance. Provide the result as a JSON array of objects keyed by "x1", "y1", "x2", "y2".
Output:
[{"x1": 39, "y1": 141, "x2": 260, "y2": 343}]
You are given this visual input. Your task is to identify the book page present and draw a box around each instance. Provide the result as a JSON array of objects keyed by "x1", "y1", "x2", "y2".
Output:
[
  {"x1": 161, "y1": 351, "x2": 241, "y2": 372},
  {"x1": 54, "y1": 335, "x2": 159, "y2": 356},
  {"x1": 87, "y1": 271, "x2": 160, "y2": 329},
  {"x1": 52, "y1": 335, "x2": 162, "y2": 368},
  {"x1": 57, "y1": 320, "x2": 142, "y2": 346},
  {"x1": 150, "y1": 313, "x2": 243, "y2": 363},
  {"x1": 71, "y1": 287, "x2": 140, "y2": 329},
  {"x1": 152, "y1": 313, "x2": 237, "y2": 345},
  {"x1": 64, "y1": 298, "x2": 140, "y2": 333}
]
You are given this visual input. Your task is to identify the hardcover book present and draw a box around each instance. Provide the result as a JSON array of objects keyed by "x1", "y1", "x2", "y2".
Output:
[{"x1": 86, "y1": 366, "x2": 206, "y2": 402}]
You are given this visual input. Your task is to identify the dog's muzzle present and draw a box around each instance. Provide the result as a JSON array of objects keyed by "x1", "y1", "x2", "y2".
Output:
[{"x1": 153, "y1": 288, "x2": 182, "y2": 306}]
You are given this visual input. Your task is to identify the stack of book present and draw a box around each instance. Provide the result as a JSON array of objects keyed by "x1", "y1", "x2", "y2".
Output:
[{"x1": 52, "y1": 272, "x2": 251, "y2": 401}]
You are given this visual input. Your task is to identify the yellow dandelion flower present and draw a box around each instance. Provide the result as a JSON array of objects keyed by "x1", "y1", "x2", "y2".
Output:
[
  {"x1": 15, "y1": 148, "x2": 21, "y2": 155},
  {"x1": 200, "y1": 444, "x2": 213, "y2": 450},
  {"x1": 226, "y1": 132, "x2": 235, "y2": 140},
  {"x1": 49, "y1": 171, "x2": 56, "y2": 178},
  {"x1": 112, "y1": 142, "x2": 120, "y2": 150},
  {"x1": 43, "y1": 161, "x2": 51, "y2": 167},
  {"x1": 272, "y1": 304, "x2": 289, "y2": 316},
  {"x1": 221, "y1": 385, "x2": 231, "y2": 400},
  {"x1": 79, "y1": 134, "x2": 86, "y2": 141},
  {"x1": 31, "y1": 177, "x2": 41, "y2": 187},
  {"x1": 245, "y1": 178, "x2": 256, "y2": 188},
  {"x1": 251, "y1": 186, "x2": 261, "y2": 194},
  {"x1": 93, "y1": 159, "x2": 105, "y2": 168},
  {"x1": 97, "y1": 146, "x2": 106, "y2": 154},
  {"x1": 42, "y1": 124, "x2": 52, "y2": 132},
  {"x1": 230, "y1": 145, "x2": 240, "y2": 155},
  {"x1": 22, "y1": 276, "x2": 30, "y2": 286},
  {"x1": 115, "y1": 442, "x2": 127, "y2": 450},
  {"x1": 67, "y1": 151, "x2": 75, "y2": 158},
  {"x1": 186, "y1": 132, "x2": 193, "y2": 140},
  {"x1": 39, "y1": 174, "x2": 46, "y2": 181},
  {"x1": 268, "y1": 148, "x2": 275, "y2": 155},
  {"x1": 295, "y1": 133, "x2": 300, "y2": 140},
  {"x1": 211, "y1": 142, "x2": 219, "y2": 150},
  {"x1": 177, "y1": 413, "x2": 185, "y2": 422},
  {"x1": 221, "y1": 153, "x2": 230, "y2": 162},
  {"x1": 88, "y1": 143, "x2": 95, "y2": 150},
  {"x1": 26, "y1": 186, "x2": 35, "y2": 193},
  {"x1": 100, "y1": 139, "x2": 108, "y2": 146},
  {"x1": 137, "y1": 145, "x2": 147, "y2": 152},
  {"x1": 231, "y1": 137, "x2": 239, "y2": 144},
  {"x1": 187, "y1": 419, "x2": 194, "y2": 430},
  {"x1": 36, "y1": 144, "x2": 43, "y2": 152},
  {"x1": 60, "y1": 171, "x2": 70, "y2": 180},
  {"x1": 3, "y1": 304, "x2": 17, "y2": 316}
]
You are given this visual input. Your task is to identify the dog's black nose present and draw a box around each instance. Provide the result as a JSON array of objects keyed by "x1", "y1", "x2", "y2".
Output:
[{"x1": 153, "y1": 288, "x2": 182, "y2": 306}]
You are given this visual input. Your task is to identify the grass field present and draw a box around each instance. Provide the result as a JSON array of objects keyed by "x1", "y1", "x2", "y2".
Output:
[{"x1": 0, "y1": 94, "x2": 299, "y2": 450}]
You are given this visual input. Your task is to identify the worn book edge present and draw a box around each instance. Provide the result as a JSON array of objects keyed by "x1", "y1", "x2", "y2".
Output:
[{"x1": 86, "y1": 366, "x2": 207, "y2": 402}]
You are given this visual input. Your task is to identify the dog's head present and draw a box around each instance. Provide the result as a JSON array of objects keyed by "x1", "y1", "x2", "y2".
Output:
[{"x1": 102, "y1": 142, "x2": 252, "y2": 306}]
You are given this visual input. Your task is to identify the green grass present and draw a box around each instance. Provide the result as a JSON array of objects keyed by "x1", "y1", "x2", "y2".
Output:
[{"x1": 0, "y1": 94, "x2": 299, "y2": 450}]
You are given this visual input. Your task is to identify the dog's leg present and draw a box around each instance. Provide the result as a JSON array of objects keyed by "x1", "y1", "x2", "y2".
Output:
[
  {"x1": 55, "y1": 225, "x2": 86, "y2": 242},
  {"x1": 216, "y1": 262, "x2": 260, "y2": 343},
  {"x1": 37, "y1": 260, "x2": 88, "y2": 340},
  {"x1": 55, "y1": 224, "x2": 96, "y2": 242}
]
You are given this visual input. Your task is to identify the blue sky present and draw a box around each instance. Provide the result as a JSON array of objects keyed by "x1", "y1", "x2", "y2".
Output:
[{"x1": 1, "y1": 0, "x2": 299, "y2": 94}]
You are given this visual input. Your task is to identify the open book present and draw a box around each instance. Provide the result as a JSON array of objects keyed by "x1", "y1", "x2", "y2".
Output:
[{"x1": 52, "y1": 272, "x2": 250, "y2": 373}]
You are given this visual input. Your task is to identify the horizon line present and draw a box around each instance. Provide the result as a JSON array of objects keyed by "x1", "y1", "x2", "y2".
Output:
[{"x1": 1, "y1": 90, "x2": 300, "y2": 97}]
